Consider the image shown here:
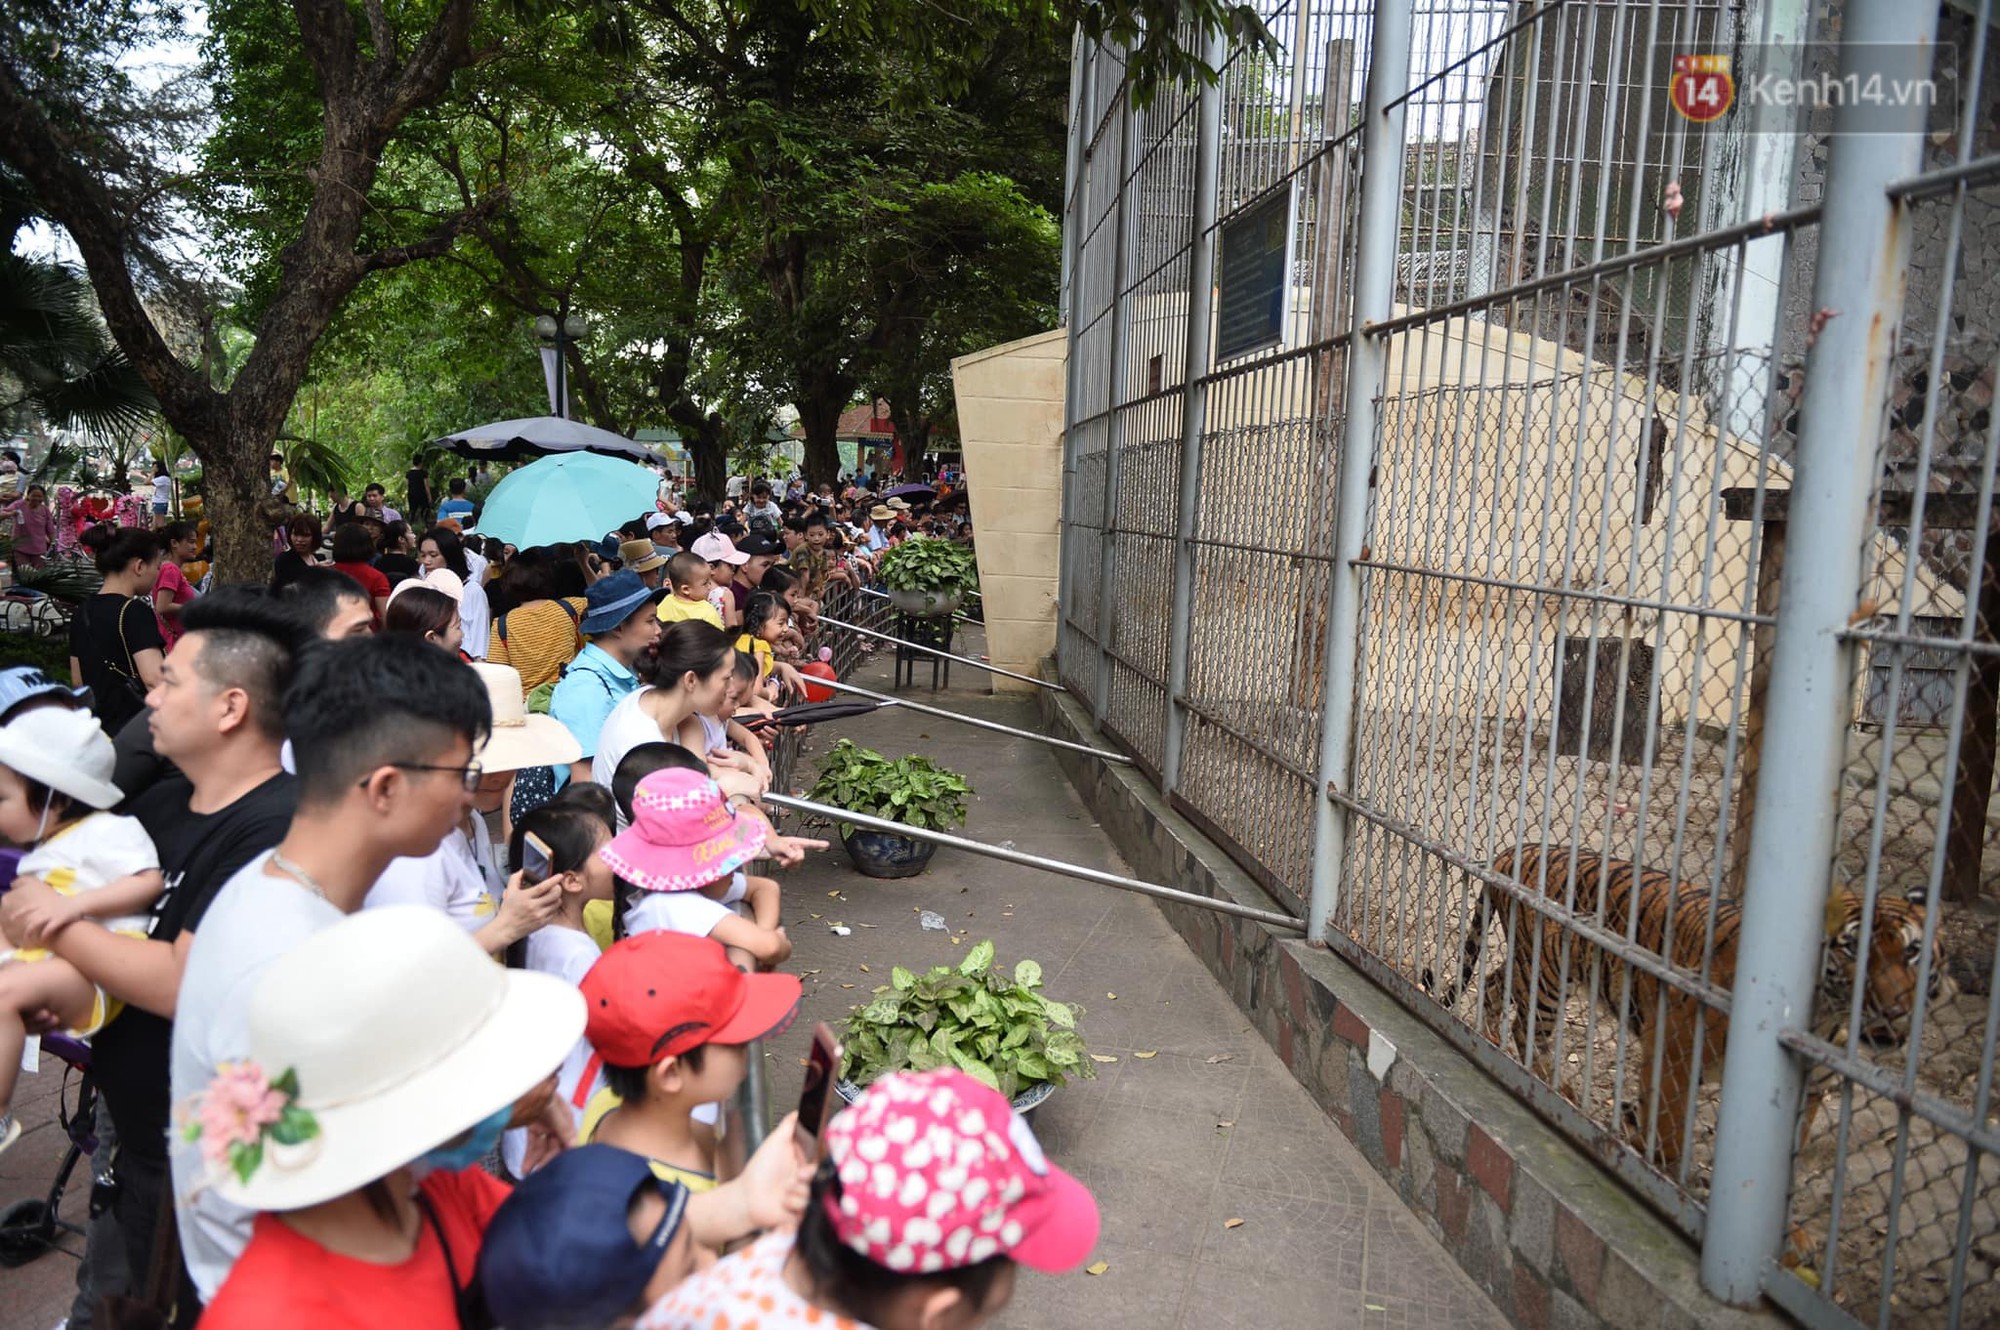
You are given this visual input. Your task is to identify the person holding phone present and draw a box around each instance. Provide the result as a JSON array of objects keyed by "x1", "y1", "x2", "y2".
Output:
[{"x1": 498, "y1": 805, "x2": 617, "y2": 1179}]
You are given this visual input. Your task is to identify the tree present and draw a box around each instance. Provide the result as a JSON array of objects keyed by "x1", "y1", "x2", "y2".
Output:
[{"x1": 0, "y1": 0, "x2": 505, "y2": 580}]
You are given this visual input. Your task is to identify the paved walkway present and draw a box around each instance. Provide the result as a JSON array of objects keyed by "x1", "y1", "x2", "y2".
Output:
[
  {"x1": 764, "y1": 636, "x2": 1508, "y2": 1330},
  {"x1": 2, "y1": 630, "x2": 1510, "y2": 1330}
]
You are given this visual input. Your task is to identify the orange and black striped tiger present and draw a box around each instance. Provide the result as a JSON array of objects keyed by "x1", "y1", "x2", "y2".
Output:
[{"x1": 1422, "y1": 843, "x2": 1944, "y2": 1168}]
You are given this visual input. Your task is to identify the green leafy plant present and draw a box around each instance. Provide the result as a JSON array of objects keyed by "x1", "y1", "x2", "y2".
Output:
[
  {"x1": 841, "y1": 940, "x2": 1092, "y2": 1099},
  {"x1": 805, "y1": 738, "x2": 972, "y2": 836},
  {"x1": 876, "y1": 536, "x2": 979, "y2": 599}
]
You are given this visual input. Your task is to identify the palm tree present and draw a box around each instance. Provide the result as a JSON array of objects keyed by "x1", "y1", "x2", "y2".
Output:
[
  {"x1": 0, "y1": 250, "x2": 159, "y2": 441},
  {"x1": 0, "y1": 163, "x2": 158, "y2": 445}
]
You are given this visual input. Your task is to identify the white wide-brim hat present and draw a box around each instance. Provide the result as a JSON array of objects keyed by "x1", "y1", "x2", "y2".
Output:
[
  {"x1": 211, "y1": 906, "x2": 585, "y2": 1212},
  {"x1": 470, "y1": 663, "x2": 582, "y2": 773},
  {"x1": 0, "y1": 705, "x2": 124, "y2": 809}
]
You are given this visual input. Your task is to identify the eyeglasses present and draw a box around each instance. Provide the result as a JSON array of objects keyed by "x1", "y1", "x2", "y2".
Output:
[{"x1": 361, "y1": 759, "x2": 484, "y2": 791}]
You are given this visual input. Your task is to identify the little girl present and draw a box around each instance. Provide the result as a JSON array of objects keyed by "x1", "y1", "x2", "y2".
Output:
[
  {"x1": 0, "y1": 704, "x2": 162, "y2": 1155},
  {"x1": 735, "y1": 593, "x2": 807, "y2": 703},
  {"x1": 500, "y1": 803, "x2": 616, "y2": 1179}
]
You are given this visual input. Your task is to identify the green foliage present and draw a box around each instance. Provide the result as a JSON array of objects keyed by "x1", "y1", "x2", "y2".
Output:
[
  {"x1": 805, "y1": 738, "x2": 972, "y2": 834},
  {"x1": 876, "y1": 537, "x2": 979, "y2": 599},
  {"x1": 841, "y1": 941, "x2": 1091, "y2": 1099}
]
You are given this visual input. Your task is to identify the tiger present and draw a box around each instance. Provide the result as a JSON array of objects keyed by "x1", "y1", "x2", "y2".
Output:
[{"x1": 1421, "y1": 843, "x2": 1946, "y2": 1169}]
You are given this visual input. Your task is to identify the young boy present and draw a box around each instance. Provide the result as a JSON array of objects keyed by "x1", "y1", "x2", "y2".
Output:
[
  {"x1": 655, "y1": 552, "x2": 723, "y2": 629},
  {"x1": 573, "y1": 931, "x2": 801, "y2": 1202},
  {"x1": 602, "y1": 768, "x2": 792, "y2": 969}
]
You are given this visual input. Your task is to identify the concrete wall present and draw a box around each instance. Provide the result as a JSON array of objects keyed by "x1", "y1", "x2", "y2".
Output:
[{"x1": 952, "y1": 328, "x2": 1069, "y2": 692}]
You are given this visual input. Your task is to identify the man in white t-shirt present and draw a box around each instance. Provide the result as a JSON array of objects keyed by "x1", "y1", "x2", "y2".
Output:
[{"x1": 170, "y1": 635, "x2": 549, "y2": 1304}]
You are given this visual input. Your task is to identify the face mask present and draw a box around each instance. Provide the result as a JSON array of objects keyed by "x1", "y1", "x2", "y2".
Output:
[{"x1": 414, "y1": 1103, "x2": 512, "y2": 1174}]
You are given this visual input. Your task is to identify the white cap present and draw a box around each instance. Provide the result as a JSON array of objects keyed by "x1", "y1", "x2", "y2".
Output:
[{"x1": 645, "y1": 512, "x2": 672, "y2": 531}]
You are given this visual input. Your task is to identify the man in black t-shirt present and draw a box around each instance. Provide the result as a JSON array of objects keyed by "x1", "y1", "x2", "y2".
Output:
[{"x1": 2, "y1": 590, "x2": 301, "y2": 1318}]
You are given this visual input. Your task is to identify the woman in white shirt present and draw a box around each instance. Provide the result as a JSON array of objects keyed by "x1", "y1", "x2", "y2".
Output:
[{"x1": 590, "y1": 621, "x2": 746, "y2": 788}]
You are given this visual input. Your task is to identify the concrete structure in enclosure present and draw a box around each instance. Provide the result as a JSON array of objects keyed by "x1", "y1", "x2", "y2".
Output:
[{"x1": 952, "y1": 328, "x2": 1069, "y2": 690}]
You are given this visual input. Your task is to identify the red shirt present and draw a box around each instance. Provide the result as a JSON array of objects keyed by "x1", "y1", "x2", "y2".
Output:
[
  {"x1": 199, "y1": 1168, "x2": 509, "y2": 1330},
  {"x1": 332, "y1": 561, "x2": 394, "y2": 610}
]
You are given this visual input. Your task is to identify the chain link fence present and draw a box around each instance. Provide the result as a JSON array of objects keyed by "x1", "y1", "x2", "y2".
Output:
[{"x1": 1058, "y1": 1, "x2": 2000, "y2": 1324}]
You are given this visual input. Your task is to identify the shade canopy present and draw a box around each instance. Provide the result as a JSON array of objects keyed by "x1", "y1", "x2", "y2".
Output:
[
  {"x1": 473, "y1": 452, "x2": 661, "y2": 549},
  {"x1": 433, "y1": 416, "x2": 668, "y2": 465}
]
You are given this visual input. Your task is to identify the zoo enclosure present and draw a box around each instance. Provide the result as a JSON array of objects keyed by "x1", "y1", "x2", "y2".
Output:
[{"x1": 1056, "y1": 0, "x2": 2000, "y2": 1324}]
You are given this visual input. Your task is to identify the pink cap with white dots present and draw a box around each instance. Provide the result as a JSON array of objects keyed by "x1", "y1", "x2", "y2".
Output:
[{"x1": 823, "y1": 1069, "x2": 1101, "y2": 1275}]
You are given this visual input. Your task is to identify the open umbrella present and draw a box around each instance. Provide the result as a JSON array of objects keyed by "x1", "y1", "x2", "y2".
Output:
[
  {"x1": 473, "y1": 452, "x2": 660, "y2": 549},
  {"x1": 881, "y1": 482, "x2": 936, "y2": 499},
  {"x1": 433, "y1": 416, "x2": 668, "y2": 465}
]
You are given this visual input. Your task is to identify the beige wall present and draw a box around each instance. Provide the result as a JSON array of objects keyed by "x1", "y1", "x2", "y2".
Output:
[{"x1": 952, "y1": 328, "x2": 1068, "y2": 692}]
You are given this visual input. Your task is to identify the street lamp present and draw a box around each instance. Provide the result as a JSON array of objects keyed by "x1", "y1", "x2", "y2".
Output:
[{"x1": 532, "y1": 312, "x2": 590, "y2": 420}]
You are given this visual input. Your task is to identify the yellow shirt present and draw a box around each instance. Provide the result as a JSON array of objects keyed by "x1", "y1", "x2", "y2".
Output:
[
  {"x1": 657, "y1": 594, "x2": 723, "y2": 629},
  {"x1": 735, "y1": 634, "x2": 775, "y2": 680},
  {"x1": 577, "y1": 1086, "x2": 719, "y2": 1192},
  {"x1": 487, "y1": 597, "x2": 587, "y2": 693}
]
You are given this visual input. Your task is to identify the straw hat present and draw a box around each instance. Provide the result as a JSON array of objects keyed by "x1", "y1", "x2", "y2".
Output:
[
  {"x1": 617, "y1": 538, "x2": 668, "y2": 574},
  {"x1": 470, "y1": 663, "x2": 583, "y2": 773},
  {"x1": 197, "y1": 906, "x2": 585, "y2": 1212},
  {"x1": 869, "y1": 505, "x2": 895, "y2": 521}
]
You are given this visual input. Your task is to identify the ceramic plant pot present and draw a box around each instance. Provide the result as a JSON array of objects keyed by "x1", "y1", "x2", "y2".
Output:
[{"x1": 884, "y1": 588, "x2": 962, "y2": 618}]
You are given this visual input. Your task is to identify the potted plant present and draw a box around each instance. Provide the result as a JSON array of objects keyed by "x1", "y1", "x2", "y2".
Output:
[
  {"x1": 876, "y1": 536, "x2": 978, "y2": 617},
  {"x1": 805, "y1": 739, "x2": 972, "y2": 878},
  {"x1": 839, "y1": 940, "x2": 1092, "y2": 1114}
]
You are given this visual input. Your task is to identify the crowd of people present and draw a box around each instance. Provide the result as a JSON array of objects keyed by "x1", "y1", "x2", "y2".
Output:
[{"x1": 0, "y1": 453, "x2": 1092, "y2": 1329}]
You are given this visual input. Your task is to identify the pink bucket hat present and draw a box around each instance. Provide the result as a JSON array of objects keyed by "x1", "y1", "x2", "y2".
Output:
[
  {"x1": 825, "y1": 1069, "x2": 1100, "y2": 1275},
  {"x1": 598, "y1": 769, "x2": 768, "y2": 893}
]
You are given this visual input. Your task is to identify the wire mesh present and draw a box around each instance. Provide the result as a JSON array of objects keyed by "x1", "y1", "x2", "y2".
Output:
[
  {"x1": 1769, "y1": 10, "x2": 2000, "y2": 1323},
  {"x1": 1058, "y1": 0, "x2": 2000, "y2": 1316}
]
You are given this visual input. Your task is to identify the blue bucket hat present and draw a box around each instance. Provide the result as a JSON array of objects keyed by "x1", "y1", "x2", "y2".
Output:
[
  {"x1": 477, "y1": 1145, "x2": 689, "y2": 1330},
  {"x1": 579, "y1": 569, "x2": 661, "y2": 635}
]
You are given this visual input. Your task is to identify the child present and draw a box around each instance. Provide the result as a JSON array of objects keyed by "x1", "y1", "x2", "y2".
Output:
[
  {"x1": 655, "y1": 552, "x2": 723, "y2": 629},
  {"x1": 737, "y1": 593, "x2": 807, "y2": 702},
  {"x1": 573, "y1": 931, "x2": 801, "y2": 1204},
  {"x1": 636, "y1": 1069, "x2": 1102, "y2": 1330},
  {"x1": 0, "y1": 705, "x2": 163, "y2": 1154},
  {"x1": 602, "y1": 769, "x2": 792, "y2": 969},
  {"x1": 724, "y1": 650, "x2": 781, "y2": 730},
  {"x1": 500, "y1": 803, "x2": 617, "y2": 1179}
]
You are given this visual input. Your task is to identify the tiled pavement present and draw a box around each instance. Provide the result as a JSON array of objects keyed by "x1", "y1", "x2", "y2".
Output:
[{"x1": 2, "y1": 632, "x2": 1508, "y2": 1330}]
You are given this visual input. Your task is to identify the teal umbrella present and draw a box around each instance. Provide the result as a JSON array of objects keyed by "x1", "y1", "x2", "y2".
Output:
[{"x1": 472, "y1": 451, "x2": 659, "y2": 549}]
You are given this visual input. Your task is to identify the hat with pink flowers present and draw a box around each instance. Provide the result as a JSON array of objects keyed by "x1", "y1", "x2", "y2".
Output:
[
  {"x1": 824, "y1": 1069, "x2": 1100, "y2": 1275},
  {"x1": 597, "y1": 768, "x2": 768, "y2": 892}
]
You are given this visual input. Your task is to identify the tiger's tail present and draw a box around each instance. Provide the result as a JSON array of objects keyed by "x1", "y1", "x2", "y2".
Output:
[{"x1": 1422, "y1": 865, "x2": 1493, "y2": 1008}]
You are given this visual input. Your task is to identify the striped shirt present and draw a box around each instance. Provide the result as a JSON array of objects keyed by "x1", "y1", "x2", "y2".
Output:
[{"x1": 487, "y1": 597, "x2": 586, "y2": 693}]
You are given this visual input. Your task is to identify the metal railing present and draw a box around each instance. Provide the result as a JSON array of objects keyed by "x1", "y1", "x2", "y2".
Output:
[{"x1": 1059, "y1": 1, "x2": 2000, "y2": 1323}]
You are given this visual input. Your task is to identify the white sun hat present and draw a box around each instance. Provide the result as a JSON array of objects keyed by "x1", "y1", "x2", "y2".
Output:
[
  {"x1": 0, "y1": 706, "x2": 124, "y2": 809},
  {"x1": 386, "y1": 569, "x2": 464, "y2": 608},
  {"x1": 470, "y1": 662, "x2": 582, "y2": 773},
  {"x1": 197, "y1": 905, "x2": 584, "y2": 1213}
]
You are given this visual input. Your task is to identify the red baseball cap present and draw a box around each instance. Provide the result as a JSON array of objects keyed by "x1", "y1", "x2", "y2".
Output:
[{"x1": 580, "y1": 933, "x2": 801, "y2": 1072}]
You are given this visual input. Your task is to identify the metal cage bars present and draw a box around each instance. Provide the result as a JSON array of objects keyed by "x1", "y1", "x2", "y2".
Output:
[{"x1": 1059, "y1": 0, "x2": 1999, "y2": 1322}]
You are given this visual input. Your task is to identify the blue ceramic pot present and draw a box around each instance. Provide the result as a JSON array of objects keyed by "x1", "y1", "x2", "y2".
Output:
[{"x1": 843, "y1": 828, "x2": 939, "y2": 879}]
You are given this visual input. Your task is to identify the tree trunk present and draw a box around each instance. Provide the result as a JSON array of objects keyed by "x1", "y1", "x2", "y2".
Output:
[
  {"x1": 798, "y1": 394, "x2": 844, "y2": 489},
  {"x1": 202, "y1": 430, "x2": 275, "y2": 586}
]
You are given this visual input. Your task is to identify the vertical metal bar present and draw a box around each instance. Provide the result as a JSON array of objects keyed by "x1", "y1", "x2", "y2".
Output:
[
  {"x1": 1057, "y1": 40, "x2": 1093, "y2": 681},
  {"x1": 1161, "y1": 27, "x2": 1226, "y2": 797},
  {"x1": 1700, "y1": 0, "x2": 1941, "y2": 1301},
  {"x1": 1094, "y1": 86, "x2": 1138, "y2": 729},
  {"x1": 1305, "y1": 0, "x2": 1413, "y2": 944}
]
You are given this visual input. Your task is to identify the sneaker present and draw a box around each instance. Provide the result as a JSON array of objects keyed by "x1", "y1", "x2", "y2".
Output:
[{"x1": 0, "y1": 1112, "x2": 19, "y2": 1156}]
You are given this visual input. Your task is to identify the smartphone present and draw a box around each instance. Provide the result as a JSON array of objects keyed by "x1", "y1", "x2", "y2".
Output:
[
  {"x1": 795, "y1": 1022, "x2": 842, "y2": 1158},
  {"x1": 522, "y1": 831, "x2": 553, "y2": 882}
]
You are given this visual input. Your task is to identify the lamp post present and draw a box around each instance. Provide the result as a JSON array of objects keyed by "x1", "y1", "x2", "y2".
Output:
[{"x1": 532, "y1": 312, "x2": 589, "y2": 420}]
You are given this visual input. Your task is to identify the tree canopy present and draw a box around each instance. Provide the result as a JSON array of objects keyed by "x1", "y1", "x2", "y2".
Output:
[{"x1": 0, "y1": 0, "x2": 1250, "y2": 575}]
